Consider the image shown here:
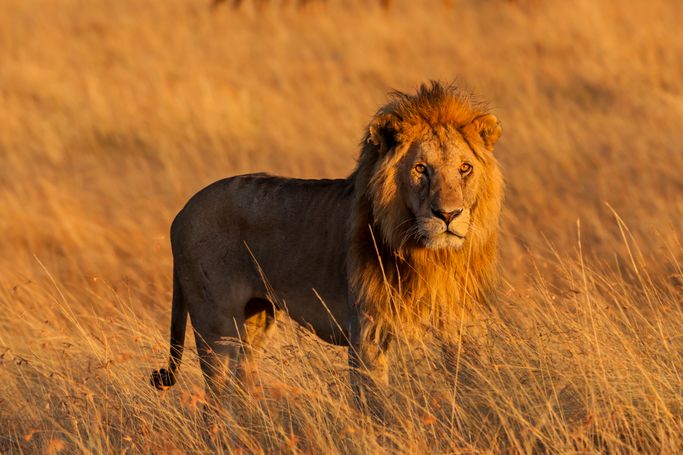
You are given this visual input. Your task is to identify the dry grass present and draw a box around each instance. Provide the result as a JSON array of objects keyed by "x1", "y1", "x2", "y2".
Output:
[{"x1": 1, "y1": 0, "x2": 682, "y2": 452}]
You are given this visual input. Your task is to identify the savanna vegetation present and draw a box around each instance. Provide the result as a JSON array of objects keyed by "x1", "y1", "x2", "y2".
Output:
[{"x1": 0, "y1": 0, "x2": 681, "y2": 452}]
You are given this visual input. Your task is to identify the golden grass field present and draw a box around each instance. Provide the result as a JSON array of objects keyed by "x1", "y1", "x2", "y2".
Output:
[{"x1": 1, "y1": 0, "x2": 682, "y2": 452}]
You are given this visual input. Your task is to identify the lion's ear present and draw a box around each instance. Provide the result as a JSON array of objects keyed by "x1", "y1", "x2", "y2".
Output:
[
  {"x1": 367, "y1": 114, "x2": 400, "y2": 153},
  {"x1": 463, "y1": 114, "x2": 502, "y2": 151}
]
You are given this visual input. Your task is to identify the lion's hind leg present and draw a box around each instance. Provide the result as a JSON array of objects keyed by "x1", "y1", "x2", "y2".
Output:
[
  {"x1": 193, "y1": 297, "x2": 275, "y2": 401},
  {"x1": 194, "y1": 328, "x2": 242, "y2": 402}
]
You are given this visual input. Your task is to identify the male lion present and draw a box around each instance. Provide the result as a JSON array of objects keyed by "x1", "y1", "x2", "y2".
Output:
[{"x1": 151, "y1": 81, "x2": 504, "y2": 408}]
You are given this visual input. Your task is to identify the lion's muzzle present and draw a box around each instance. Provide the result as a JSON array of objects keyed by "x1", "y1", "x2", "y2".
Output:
[{"x1": 431, "y1": 207, "x2": 463, "y2": 225}]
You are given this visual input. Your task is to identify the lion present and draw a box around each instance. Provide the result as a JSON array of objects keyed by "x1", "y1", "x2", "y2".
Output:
[{"x1": 151, "y1": 81, "x2": 504, "y2": 408}]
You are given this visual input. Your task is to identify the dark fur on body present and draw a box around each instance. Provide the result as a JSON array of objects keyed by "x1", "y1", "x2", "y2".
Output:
[{"x1": 151, "y1": 82, "x2": 504, "y2": 410}]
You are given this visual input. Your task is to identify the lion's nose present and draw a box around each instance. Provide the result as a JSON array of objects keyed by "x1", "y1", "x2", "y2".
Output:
[{"x1": 431, "y1": 207, "x2": 463, "y2": 224}]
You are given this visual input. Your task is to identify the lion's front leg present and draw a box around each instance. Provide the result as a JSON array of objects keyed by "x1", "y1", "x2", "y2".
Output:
[{"x1": 348, "y1": 306, "x2": 391, "y2": 416}]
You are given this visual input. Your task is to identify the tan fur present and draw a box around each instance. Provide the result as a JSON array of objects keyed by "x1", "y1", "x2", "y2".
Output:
[
  {"x1": 151, "y1": 81, "x2": 504, "y2": 408},
  {"x1": 350, "y1": 82, "x2": 504, "y2": 339}
]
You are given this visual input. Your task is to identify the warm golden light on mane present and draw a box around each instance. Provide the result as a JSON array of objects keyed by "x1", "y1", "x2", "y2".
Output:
[
  {"x1": 349, "y1": 81, "x2": 504, "y2": 337},
  {"x1": 383, "y1": 81, "x2": 488, "y2": 132}
]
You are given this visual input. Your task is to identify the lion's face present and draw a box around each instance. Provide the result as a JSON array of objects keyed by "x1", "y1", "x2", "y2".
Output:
[
  {"x1": 366, "y1": 98, "x2": 501, "y2": 253},
  {"x1": 398, "y1": 130, "x2": 483, "y2": 250}
]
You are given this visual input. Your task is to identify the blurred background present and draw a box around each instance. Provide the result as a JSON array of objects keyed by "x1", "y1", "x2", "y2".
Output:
[{"x1": 0, "y1": 0, "x2": 681, "y2": 452}]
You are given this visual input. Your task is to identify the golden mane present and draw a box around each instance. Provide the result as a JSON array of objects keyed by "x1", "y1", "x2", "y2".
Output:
[
  {"x1": 377, "y1": 81, "x2": 489, "y2": 138},
  {"x1": 349, "y1": 81, "x2": 503, "y2": 338}
]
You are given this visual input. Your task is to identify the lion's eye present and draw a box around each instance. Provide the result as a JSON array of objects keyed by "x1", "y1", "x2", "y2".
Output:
[
  {"x1": 459, "y1": 162, "x2": 473, "y2": 175},
  {"x1": 414, "y1": 163, "x2": 427, "y2": 174}
]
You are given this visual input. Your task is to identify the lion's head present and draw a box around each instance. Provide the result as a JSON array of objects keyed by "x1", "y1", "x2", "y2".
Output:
[
  {"x1": 358, "y1": 81, "x2": 503, "y2": 254},
  {"x1": 351, "y1": 81, "x2": 504, "y2": 330}
]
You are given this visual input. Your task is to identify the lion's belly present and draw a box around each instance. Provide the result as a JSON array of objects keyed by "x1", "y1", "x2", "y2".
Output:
[
  {"x1": 276, "y1": 289, "x2": 350, "y2": 346},
  {"x1": 264, "y1": 254, "x2": 351, "y2": 346}
]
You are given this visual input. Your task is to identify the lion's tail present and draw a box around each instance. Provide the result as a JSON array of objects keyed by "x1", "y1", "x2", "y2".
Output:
[{"x1": 151, "y1": 267, "x2": 187, "y2": 390}]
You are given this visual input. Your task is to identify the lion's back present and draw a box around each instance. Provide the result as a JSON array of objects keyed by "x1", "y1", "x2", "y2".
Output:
[{"x1": 171, "y1": 173, "x2": 353, "y2": 250}]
